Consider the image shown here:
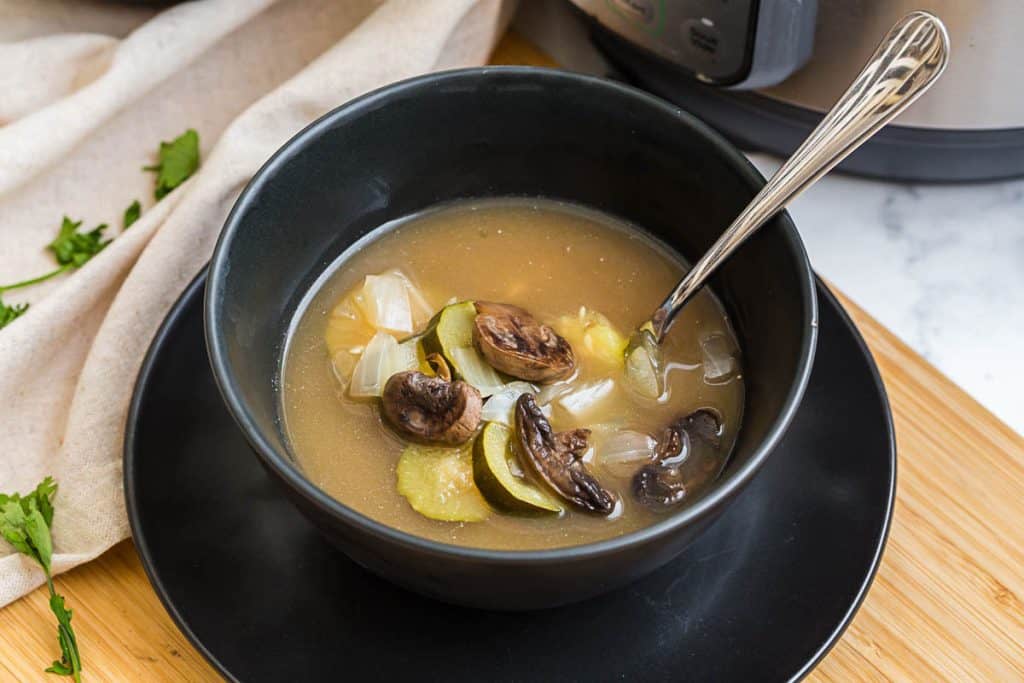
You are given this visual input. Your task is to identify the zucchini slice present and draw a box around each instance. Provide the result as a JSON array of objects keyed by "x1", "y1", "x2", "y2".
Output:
[
  {"x1": 396, "y1": 442, "x2": 491, "y2": 522},
  {"x1": 472, "y1": 422, "x2": 562, "y2": 515},
  {"x1": 421, "y1": 301, "x2": 505, "y2": 395}
]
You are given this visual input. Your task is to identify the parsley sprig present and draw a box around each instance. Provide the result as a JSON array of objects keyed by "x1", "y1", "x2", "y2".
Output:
[
  {"x1": 0, "y1": 297, "x2": 29, "y2": 327},
  {"x1": 143, "y1": 129, "x2": 199, "y2": 200},
  {"x1": 0, "y1": 129, "x2": 200, "y2": 329},
  {"x1": 48, "y1": 217, "x2": 110, "y2": 268},
  {"x1": 0, "y1": 217, "x2": 110, "y2": 329},
  {"x1": 1, "y1": 477, "x2": 82, "y2": 682},
  {"x1": 122, "y1": 200, "x2": 141, "y2": 230},
  {"x1": 1, "y1": 217, "x2": 110, "y2": 289}
]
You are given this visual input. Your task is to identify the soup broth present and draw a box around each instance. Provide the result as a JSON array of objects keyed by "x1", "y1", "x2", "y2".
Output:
[{"x1": 282, "y1": 199, "x2": 744, "y2": 550}]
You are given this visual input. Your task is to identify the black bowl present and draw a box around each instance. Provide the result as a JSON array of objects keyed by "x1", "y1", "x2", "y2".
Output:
[{"x1": 205, "y1": 67, "x2": 818, "y2": 610}]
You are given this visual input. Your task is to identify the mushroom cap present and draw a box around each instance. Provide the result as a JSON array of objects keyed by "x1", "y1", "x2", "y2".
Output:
[
  {"x1": 633, "y1": 464, "x2": 687, "y2": 507},
  {"x1": 632, "y1": 409, "x2": 723, "y2": 508},
  {"x1": 677, "y1": 409, "x2": 722, "y2": 449},
  {"x1": 381, "y1": 371, "x2": 482, "y2": 445},
  {"x1": 473, "y1": 302, "x2": 575, "y2": 382},
  {"x1": 514, "y1": 393, "x2": 616, "y2": 514}
]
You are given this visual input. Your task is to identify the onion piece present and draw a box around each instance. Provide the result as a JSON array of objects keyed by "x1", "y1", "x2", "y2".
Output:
[
  {"x1": 701, "y1": 333, "x2": 739, "y2": 384},
  {"x1": 358, "y1": 273, "x2": 413, "y2": 334},
  {"x1": 384, "y1": 269, "x2": 435, "y2": 328},
  {"x1": 330, "y1": 349, "x2": 358, "y2": 387},
  {"x1": 348, "y1": 331, "x2": 418, "y2": 397},
  {"x1": 624, "y1": 343, "x2": 661, "y2": 400},
  {"x1": 536, "y1": 381, "x2": 573, "y2": 406},
  {"x1": 325, "y1": 292, "x2": 376, "y2": 357},
  {"x1": 450, "y1": 346, "x2": 507, "y2": 397},
  {"x1": 396, "y1": 337, "x2": 421, "y2": 374},
  {"x1": 556, "y1": 378, "x2": 615, "y2": 417},
  {"x1": 480, "y1": 381, "x2": 538, "y2": 426},
  {"x1": 596, "y1": 430, "x2": 656, "y2": 469}
]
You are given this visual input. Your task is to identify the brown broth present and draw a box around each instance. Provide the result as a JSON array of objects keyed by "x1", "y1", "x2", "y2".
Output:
[{"x1": 281, "y1": 199, "x2": 744, "y2": 550}]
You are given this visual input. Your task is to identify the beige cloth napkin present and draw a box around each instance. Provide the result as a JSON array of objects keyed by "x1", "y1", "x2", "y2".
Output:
[{"x1": 0, "y1": 0, "x2": 513, "y2": 608}]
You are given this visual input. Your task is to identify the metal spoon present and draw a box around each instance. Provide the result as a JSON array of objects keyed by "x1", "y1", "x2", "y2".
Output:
[{"x1": 625, "y1": 11, "x2": 950, "y2": 398}]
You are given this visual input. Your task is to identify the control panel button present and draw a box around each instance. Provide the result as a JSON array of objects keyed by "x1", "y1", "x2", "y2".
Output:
[
  {"x1": 681, "y1": 17, "x2": 722, "y2": 65},
  {"x1": 582, "y1": 0, "x2": 758, "y2": 83}
]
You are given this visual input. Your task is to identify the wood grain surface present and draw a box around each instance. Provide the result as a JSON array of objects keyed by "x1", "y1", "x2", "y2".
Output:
[{"x1": 1, "y1": 32, "x2": 1022, "y2": 682}]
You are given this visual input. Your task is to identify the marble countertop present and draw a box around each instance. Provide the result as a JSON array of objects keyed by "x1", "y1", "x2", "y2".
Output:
[
  {"x1": 748, "y1": 156, "x2": 1024, "y2": 434},
  {"x1": 516, "y1": 2, "x2": 1024, "y2": 435}
]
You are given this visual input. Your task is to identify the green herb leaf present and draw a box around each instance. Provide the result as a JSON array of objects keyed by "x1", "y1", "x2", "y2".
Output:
[
  {"x1": 1, "y1": 217, "x2": 110, "y2": 301},
  {"x1": 0, "y1": 478, "x2": 82, "y2": 681},
  {"x1": 0, "y1": 477, "x2": 55, "y2": 521},
  {"x1": 24, "y1": 505, "x2": 53, "y2": 572},
  {"x1": 144, "y1": 129, "x2": 200, "y2": 200},
  {"x1": 0, "y1": 487, "x2": 53, "y2": 572},
  {"x1": 123, "y1": 200, "x2": 141, "y2": 229},
  {"x1": 46, "y1": 661, "x2": 72, "y2": 676},
  {"x1": 47, "y1": 592, "x2": 81, "y2": 682},
  {"x1": 0, "y1": 296, "x2": 29, "y2": 329},
  {"x1": 47, "y1": 216, "x2": 110, "y2": 268},
  {"x1": 30, "y1": 477, "x2": 58, "y2": 527},
  {"x1": 1, "y1": 501, "x2": 34, "y2": 559}
]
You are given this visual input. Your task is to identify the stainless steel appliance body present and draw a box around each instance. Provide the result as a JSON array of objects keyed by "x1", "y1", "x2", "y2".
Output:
[{"x1": 568, "y1": 0, "x2": 1024, "y2": 181}]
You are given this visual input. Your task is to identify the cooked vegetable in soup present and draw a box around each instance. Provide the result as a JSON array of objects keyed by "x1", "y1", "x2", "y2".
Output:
[{"x1": 281, "y1": 199, "x2": 744, "y2": 550}]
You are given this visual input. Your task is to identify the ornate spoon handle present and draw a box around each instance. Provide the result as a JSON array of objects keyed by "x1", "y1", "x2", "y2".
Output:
[{"x1": 644, "y1": 11, "x2": 950, "y2": 342}]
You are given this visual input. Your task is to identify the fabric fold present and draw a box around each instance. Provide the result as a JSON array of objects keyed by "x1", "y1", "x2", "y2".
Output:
[
  {"x1": 0, "y1": 0, "x2": 512, "y2": 608},
  {"x1": 0, "y1": 34, "x2": 118, "y2": 123},
  {"x1": 0, "y1": 0, "x2": 278, "y2": 196}
]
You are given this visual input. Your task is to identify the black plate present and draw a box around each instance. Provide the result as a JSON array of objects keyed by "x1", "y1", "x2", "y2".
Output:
[{"x1": 125, "y1": 271, "x2": 894, "y2": 682}]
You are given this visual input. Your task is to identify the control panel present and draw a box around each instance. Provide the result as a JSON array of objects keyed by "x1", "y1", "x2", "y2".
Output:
[{"x1": 569, "y1": 0, "x2": 817, "y2": 89}]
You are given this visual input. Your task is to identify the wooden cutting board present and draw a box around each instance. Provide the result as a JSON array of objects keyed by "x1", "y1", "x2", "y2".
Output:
[{"x1": 2, "y1": 32, "x2": 1022, "y2": 682}]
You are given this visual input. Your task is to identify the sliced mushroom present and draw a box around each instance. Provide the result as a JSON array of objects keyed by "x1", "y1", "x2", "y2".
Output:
[
  {"x1": 633, "y1": 464, "x2": 687, "y2": 507},
  {"x1": 632, "y1": 409, "x2": 723, "y2": 508},
  {"x1": 678, "y1": 409, "x2": 722, "y2": 449},
  {"x1": 513, "y1": 394, "x2": 616, "y2": 514},
  {"x1": 473, "y1": 302, "x2": 575, "y2": 382},
  {"x1": 381, "y1": 371, "x2": 482, "y2": 445}
]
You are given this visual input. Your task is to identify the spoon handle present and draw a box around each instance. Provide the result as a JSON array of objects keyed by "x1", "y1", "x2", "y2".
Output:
[{"x1": 647, "y1": 11, "x2": 949, "y2": 342}]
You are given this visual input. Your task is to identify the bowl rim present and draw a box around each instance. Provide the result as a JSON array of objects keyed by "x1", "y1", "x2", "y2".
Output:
[{"x1": 205, "y1": 66, "x2": 819, "y2": 564}]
